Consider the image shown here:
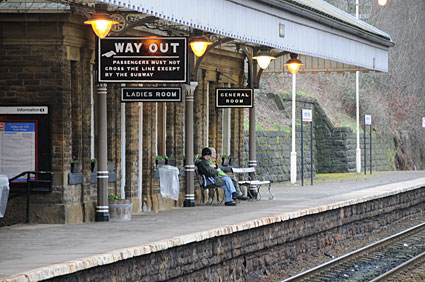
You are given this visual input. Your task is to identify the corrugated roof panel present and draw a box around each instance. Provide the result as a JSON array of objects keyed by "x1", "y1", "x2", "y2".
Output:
[
  {"x1": 0, "y1": 0, "x2": 392, "y2": 72},
  {"x1": 96, "y1": 0, "x2": 391, "y2": 71},
  {"x1": 285, "y1": 0, "x2": 391, "y2": 39}
]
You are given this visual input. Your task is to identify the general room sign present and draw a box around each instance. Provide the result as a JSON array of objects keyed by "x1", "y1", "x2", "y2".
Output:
[
  {"x1": 98, "y1": 37, "x2": 187, "y2": 83},
  {"x1": 215, "y1": 89, "x2": 253, "y2": 108}
]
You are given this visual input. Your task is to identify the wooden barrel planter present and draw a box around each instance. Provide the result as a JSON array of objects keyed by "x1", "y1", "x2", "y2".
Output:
[{"x1": 108, "y1": 199, "x2": 133, "y2": 221}]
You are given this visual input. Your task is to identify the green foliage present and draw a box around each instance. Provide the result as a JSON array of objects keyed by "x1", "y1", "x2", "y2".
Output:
[
  {"x1": 155, "y1": 155, "x2": 164, "y2": 161},
  {"x1": 164, "y1": 154, "x2": 175, "y2": 160},
  {"x1": 108, "y1": 193, "x2": 122, "y2": 200},
  {"x1": 337, "y1": 119, "x2": 361, "y2": 132},
  {"x1": 71, "y1": 155, "x2": 78, "y2": 163},
  {"x1": 273, "y1": 124, "x2": 290, "y2": 133},
  {"x1": 297, "y1": 90, "x2": 315, "y2": 98},
  {"x1": 244, "y1": 121, "x2": 249, "y2": 130},
  {"x1": 273, "y1": 123, "x2": 284, "y2": 131},
  {"x1": 386, "y1": 148, "x2": 396, "y2": 170}
]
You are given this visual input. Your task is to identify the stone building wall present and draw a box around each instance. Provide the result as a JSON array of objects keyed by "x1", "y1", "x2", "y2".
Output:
[
  {"x1": 244, "y1": 92, "x2": 396, "y2": 182},
  {"x1": 0, "y1": 12, "x2": 247, "y2": 224},
  {"x1": 0, "y1": 14, "x2": 95, "y2": 225}
]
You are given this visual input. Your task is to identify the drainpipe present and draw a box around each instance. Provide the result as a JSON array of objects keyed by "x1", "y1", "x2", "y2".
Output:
[
  {"x1": 90, "y1": 65, "x2": 95, "y2": 160},
  {"x1": 138, "y1": 102, "x2": 143, "y2": 211},
  {"x1": 120, "y1": 102, "x2": 125, "y2": 199}
]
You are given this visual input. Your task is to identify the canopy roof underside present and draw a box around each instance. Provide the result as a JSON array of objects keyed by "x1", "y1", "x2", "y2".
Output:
[{"x1": 0, "y1": 0, "x2": 393, "y2": 73}]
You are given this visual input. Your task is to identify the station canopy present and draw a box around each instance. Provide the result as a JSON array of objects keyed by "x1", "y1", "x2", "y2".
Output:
[{"x1": 0, "y1": 0, "x2": 394, "y2": 73}]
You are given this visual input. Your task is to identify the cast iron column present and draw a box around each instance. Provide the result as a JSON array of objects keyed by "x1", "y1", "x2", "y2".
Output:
[
  {"x1": 183, "y1": 82, "x2": 198, "y2": 207},
  {"x1": 245, "y1": 49, "x2": 257, "y2": 169},
  {"x1": 95, "y1": 83, "x2": 109, "y2": 221},
  {"x1": 290, "y1": 73, "x2": 297, "y2": 184},
  {"x1": 355, "y1": 0, "x2": 362, "y2": 174},
  {"x1": 249, "y1": 91, "x2": 257, "y2": 168}
]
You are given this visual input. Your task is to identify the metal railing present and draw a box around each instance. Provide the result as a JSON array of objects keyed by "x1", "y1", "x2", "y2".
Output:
[{"x1": 9, "y1": 171, "x2": 53, "y2": 223}]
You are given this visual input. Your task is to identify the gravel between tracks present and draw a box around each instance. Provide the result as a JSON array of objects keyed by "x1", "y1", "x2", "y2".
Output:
[{"x1": 253, "y1": 213, "x2": 425, "y2": 282}]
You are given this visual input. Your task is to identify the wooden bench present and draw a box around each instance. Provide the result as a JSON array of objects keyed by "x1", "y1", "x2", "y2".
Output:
[
  {"x1": 194, "y1": 166, "x2": 223, "y2": 205},
  {"x1": 231, "y1": 167, "x2": 273, "y2": 200}
]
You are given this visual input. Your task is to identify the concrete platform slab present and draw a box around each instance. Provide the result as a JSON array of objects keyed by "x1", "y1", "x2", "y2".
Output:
[{"x1": 1, "y1": 171, "x2": 425, "y2": 281}]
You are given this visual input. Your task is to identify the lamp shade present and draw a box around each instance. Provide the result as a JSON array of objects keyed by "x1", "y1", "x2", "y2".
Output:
[
  {"x1": 377, "y1": 0, "x2": 388, "y2": 6},
  {"x1": 189, "y1": 36, "x2": 212, "y2": 57},
  {"x1": 284, "y1": 53, "x2": 304, "y2": 74},
  {"x1": 253, "y1": 49, "x2": 275, "y2": 70},
  {"x1": 84, "y1": 5, "x2": 118, "y2": 38}
]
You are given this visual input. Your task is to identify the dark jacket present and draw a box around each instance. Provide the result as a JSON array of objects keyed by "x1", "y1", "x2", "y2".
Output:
[{"x1": 195, "y1": 157, "x2": 225, "y2": 186}]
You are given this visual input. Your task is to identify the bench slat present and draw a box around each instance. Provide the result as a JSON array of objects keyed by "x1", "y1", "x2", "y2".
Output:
[
  {"x1": 232, "y1": 167, "x2": 255, "y2": 173},
  {"x1": 237, "y1": 180, "x2": 270, "y2": 185}
]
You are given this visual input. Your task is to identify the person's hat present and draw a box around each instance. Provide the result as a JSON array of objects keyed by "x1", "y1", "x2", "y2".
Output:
[{"x1": 201, "y1": 148, "x2": 212, "y2": 156}]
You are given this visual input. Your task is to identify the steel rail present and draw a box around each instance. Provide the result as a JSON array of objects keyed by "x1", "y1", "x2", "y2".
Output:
[
  {"x1": 282, "y1": 221, "x2": 425, "y2": 282},
  {"x1": 369, "y1": 250, "x2": 425, "y2": 282}
]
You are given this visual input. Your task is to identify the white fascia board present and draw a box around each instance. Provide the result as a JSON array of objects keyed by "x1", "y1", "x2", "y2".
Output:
[{"x1": 99, "y1": 0, "x2": 390, "y2": 72}]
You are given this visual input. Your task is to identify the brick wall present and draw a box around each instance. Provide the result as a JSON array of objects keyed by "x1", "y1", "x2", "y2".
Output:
[{"x1": 0, "y1": 14, "x2": 95, "y2": 225}]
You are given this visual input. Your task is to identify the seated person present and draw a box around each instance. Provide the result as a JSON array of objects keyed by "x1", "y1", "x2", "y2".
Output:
[
  {"x1": 196, "y1": 148, "x2": 237, "y2": 206},
  {"x1": 209, "y1": 147, "x2": 248, "y2": 201}
]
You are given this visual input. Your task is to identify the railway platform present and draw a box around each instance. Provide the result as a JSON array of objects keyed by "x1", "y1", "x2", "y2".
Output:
[{"x1": 1, "y1": 171, "x2": 425, "y2": 281}]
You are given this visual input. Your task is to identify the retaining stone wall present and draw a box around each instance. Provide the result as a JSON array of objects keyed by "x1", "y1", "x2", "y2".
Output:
[
  {"x1": 47, "y1": 187, "x2": 425, "y2": 282},
  {"x1": 243, "y1": 93, "x2": 395, "y2": 182}
]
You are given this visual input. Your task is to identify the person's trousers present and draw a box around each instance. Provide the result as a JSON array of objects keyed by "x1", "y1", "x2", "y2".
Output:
[{"x1": 220, "y1": 176, "x2": 236, "y2": 202}]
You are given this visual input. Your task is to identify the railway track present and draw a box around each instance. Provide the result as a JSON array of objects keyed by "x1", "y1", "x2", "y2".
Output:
[{"x1": 282, "y1": 222, "x2": 425, "y2": 282}]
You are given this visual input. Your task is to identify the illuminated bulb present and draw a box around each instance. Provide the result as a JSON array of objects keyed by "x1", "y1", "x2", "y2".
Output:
[
  {"x1": 190, "y1": 40, "x2": 212, "y2": 57},
  {"x1": 89, "y1": 20, "x2": 113, "y2": 39},
  {"x1": 377, "y1": 0, "x2": 388, "y2": 6},
  {"x1": 284, "y1": 54, "x2": 304, "y2": 74},
  {"x1": 84, "y1": 5, "x2": 118, "y2": 39},
  {"x1": 288, "y1": 63, "x2": 301, "y2": 74},
  {"x1": 254, "y1": 55, "x2": 275, "y2": 70}
]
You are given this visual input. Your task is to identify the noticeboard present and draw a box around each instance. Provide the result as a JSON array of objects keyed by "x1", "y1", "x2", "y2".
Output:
[
  {"x1": 365, "y1": 115, "x2": 372, "y2": 125},
  {"x1": 98, "y1": 37, "x2": 187, "y2": 83},
  {"x1": 0, "y1": 106, "x2": 50, "y2": 181},
  {"x1": 215, "y1": 89, "x2": 253, "y2": 108},
  {"x1": 302, "y1": 109, "x2": 312, "y2": 122},
  {"x1": 121, "y1": 87, "x2": 182, "y2": 102},
  {"x1": 0, "y1": 122, "x2": 37, "y2": 180}
]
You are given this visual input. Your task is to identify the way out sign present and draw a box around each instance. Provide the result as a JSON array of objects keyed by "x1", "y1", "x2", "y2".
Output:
[
  {"x1": 302, "y1": 109, "x2": 312, "y2": 122},
  {"x1": 98, "y1": 37, "x2": 187, "y2": 83}
]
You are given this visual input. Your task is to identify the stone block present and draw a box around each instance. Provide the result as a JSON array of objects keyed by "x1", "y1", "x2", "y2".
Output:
[{"x1": 68, "y1": 172, "x2": 83, "y2": 185}]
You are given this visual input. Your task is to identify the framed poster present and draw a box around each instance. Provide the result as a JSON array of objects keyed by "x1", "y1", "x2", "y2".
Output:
[
  {"x1": 0, "y1": 106, "x2": 50, "y2": 183},
  {"x1": 0, "y1": 121, "x2": 37, "y2": 180}
]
